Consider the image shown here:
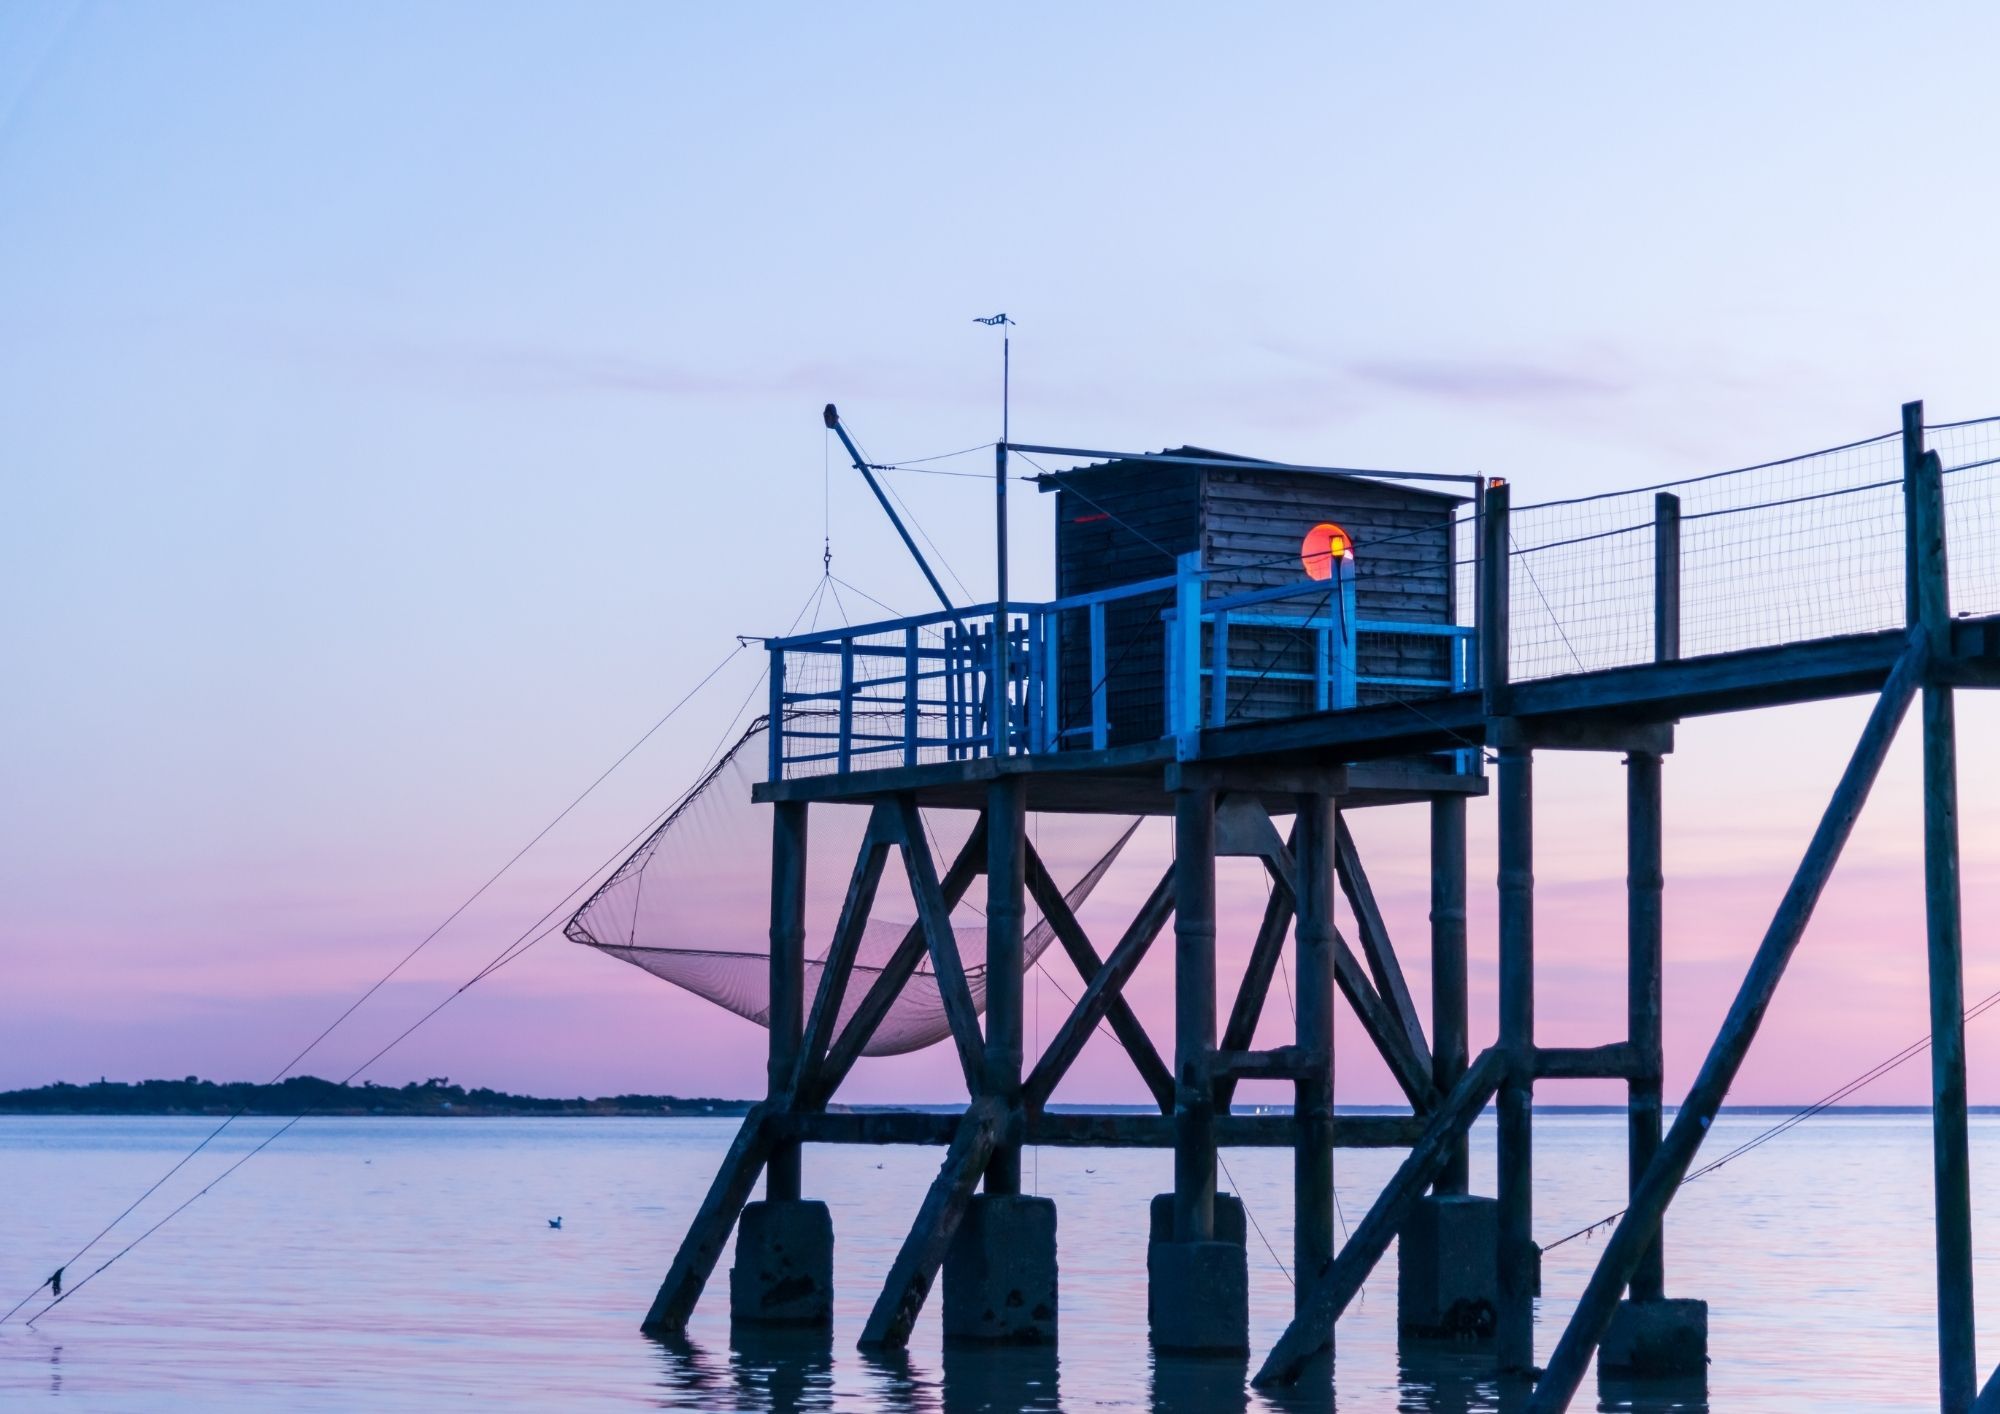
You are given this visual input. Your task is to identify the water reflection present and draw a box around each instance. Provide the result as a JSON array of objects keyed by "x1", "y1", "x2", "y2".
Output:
[
  {"x1": 1396, "y1": 1340, "x2": 1500, "y2": 1413},
  {"x1": 1148, "y1": 1350, "x2": 1251, "y2": 1414},
  {"x1": 1597, "y1": 1372, "x2": 1708, "y2": 1414},
  {"x1": 650, "y1": 1328, "x2": 837, "y2": 1412},
  {"x1": 940, "y1": 1341, "x2": 1060, "y2": 1412}
]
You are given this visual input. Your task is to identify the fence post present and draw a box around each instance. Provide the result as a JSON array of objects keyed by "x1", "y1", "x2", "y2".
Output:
[
  {"x1": 904, "y1": 627, "x2": 919, "y2": 767},
  {"x1": 1905, "y1": 398, "x2": 1976, "y2": 1413},
  {"x1": 1210, "y1": 609, "x2": 1231, "y2": 728},
  {"x1": 1172, "y1": 551, "x2": 1204, "y2": 761},
  {"x1": 837, "y1": 639, "x2": 855, "y2": 775},
  {"x1": 1654, "y1": 492, "x2": 1681, "y2": 664},
  {"x1": 767, "y1": 644, "x2": 785, "y2": 781},
  {"x1": 1480, "y1": 481, "x2": 1511, "y2": 716},
  {"x1": 1336, "y1": 554, "x2": 1358, "y2": 710},
  {"x1": 1089, "y1": 602, "x2": 1108, "y2": 751}
]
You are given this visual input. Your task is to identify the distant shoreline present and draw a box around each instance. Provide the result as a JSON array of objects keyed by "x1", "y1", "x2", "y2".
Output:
[{"x1": 2, "y1": 1080, "x2": 1995, "y2": 1119}]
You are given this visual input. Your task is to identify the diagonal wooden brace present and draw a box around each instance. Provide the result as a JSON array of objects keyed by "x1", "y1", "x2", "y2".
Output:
[
  {"x1": 787, "y1": 805, "x2": 897, "y2": 1100},
  {"x1": 1217, "y1": 851, "x2": 1297, "y2": 1109},
  {"x1": 1336, "y1": 813, "x2": 1431, "y2": 1067},
  {"x1": 1252, "y1": 1048, "x2": 1506, "y2": 1386},
  {"x1": 1024, "y1": 841, "x2": 1175, "y2": 1112},
  {"x1": 809, "y1": 815, "x2": 988, "y2": 1108},
  {"x1": 857, "y1": 1096, "x2": 1006, "y2": 1350},
  {"x1": 1023, "y1": 865, "x2": 1177, "y2": 1112},
  {"x1": 894, "y1": 796, "x2": 986, "y2": 1095},
  {"x1": 641, "y1": 1103, "x2": 776, "y2": 1334}
]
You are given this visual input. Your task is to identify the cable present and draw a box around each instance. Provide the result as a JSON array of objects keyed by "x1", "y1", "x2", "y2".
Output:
[
  {"x1": 1540, "y1": 984, "x2": 2000, "y2": 1255},
  {"x1": 0, "y1": 636, "x2": 752, "y2": 1328}
]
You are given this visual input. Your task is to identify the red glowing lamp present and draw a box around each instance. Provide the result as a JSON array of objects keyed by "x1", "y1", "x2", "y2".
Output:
[{"x1": 1301, "y1": 522, "x2": 1352, "y2": 581}]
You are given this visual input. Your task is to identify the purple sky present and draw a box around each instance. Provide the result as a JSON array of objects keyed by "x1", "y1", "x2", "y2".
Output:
[{"x1": 4, "y1": 3, "x2": 1999, "y2": 1106}]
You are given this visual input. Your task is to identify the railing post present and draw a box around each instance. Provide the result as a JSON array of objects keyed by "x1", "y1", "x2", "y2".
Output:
[
  {"x1": 1654, "y1": 492, "x2": 1681, "y2": 664},
  {"x1": 1172, "y1": 551, "x2": 1203, "y2": 760},
  {"x1": 904, "y1": 627, "x2": 919, "y2": 767},
  {"x1": 1041, "y1": 609, "x2": 1061, "y2": 753},
  {"x1": 1210, "y1": 609, "x2": 1231, "y2": 728},
  {"x1": 1314, "y1": 625, "x2": 1330, "y2": 711},
  {"x1": 837, "y1": 638, "x2": 855, "y2": 775},
  {"x1": 1906, "y1": 397, "x2": 1977, "y2": 1414},
  {"x1": 1335, "y1": 554, "x2": 1358, "y2": 710},
  {"x1": 1480, "y1": 481, "x2": 1511, "y2": 715},
  {"x1": 767, "y1": 645, "x2": 785, "y2": 781},
  {"x1": 1089, "y1": 602, "x2": 1108, "y2": 751}
]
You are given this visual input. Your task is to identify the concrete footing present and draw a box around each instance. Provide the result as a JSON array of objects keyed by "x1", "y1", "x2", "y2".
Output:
[
  {"x1": 942, "y1": 1194, "x2": 1058, "y2": 1343},
  {"x1": 1600, "y1": 1297, "x2": 1709, "y2": 1376},
  {"x1": 729, "y1": 1199, "x2": 832, "y2": 1326},
  {"x1": 1398, "y1": 1193, "x2": 1499, "y2": 1340},
  {"x1": 1147, "y1": 1192, "x2": 1249, "y2": 1354}
]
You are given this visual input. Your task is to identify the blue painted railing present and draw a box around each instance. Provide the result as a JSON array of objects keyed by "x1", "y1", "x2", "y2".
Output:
[{"x1": 767, "y1": 553, "x2": 1473, "y2": 779}]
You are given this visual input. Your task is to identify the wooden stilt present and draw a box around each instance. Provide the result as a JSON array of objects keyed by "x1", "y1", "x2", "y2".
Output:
[
  {"x1": 984, "y1": 777, "x2": 1027, "y2": 1193},
  {"x1": 1174, "y1": 787, "x2": 1218, "y2": 1242},
  {"x1": 1254, "y1": 1048, "x2": 1507, "y2": 1387},
  {"x1": 1906, "y1": 402, "x2": 1977, "y2": 1413},
  {"x1": 1430, "y1": 795, "x2": 1470, "y2": 1194},
  {"x1": 1496, "y1": 731, "x2": 1536, "y2": 1374},
  {"x1": 1626, "y1": 750, "x2": 1665, "y2": 1301},
  {"x1": 1529, "y1": 634, "x2": 1926, "y2": 1412},
  {"x1": 1293, "y1": 794, "x2": 1337, "y2": 1315},
  {"x1": 766, "y1": 801, "x2": 807, "y2": 1201},
  {"x1": 857, "y1": 1098, "x2": 1005, "y2": 1350}
]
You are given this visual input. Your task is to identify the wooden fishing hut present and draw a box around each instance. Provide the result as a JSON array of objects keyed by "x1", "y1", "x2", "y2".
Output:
[{"x1": 642, "y1": 402, "x2": 2000, "y2": 1413}]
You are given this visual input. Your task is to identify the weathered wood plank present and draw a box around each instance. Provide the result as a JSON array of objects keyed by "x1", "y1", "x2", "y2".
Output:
[
  {"x1": 785, "y1": 1108, "x2": 1425, "y2": 1149},
  {"x1": 1024, "y1": 839, "x2": 1175, "y2": 1111},
  {"x1": 1534, "y1": 1042, "x2": 1645, "y2": 1080},
  {"x1": 1253, "y1": 1047, "x2": 1507, "y2": 1386},
  {"x1": 856, "y1": 1098, "x2": 1005, "y2": 1350},
  {"x1": 641, "y1": 1105, "x2": 775, "y2": 1333}
]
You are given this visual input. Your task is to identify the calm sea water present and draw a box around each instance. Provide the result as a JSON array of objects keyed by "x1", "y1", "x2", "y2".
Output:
[{"x1": 1, "y1": 1112, "x2": 1995, "y2": 1411}]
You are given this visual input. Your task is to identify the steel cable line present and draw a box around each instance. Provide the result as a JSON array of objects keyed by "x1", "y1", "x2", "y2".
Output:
[
  {"x1": 18, "y1": 629, "x2": 798, "y2": 1326},
  {"x1": 1540, "y1": 984, "x2": 2000, "y2": 1255}
]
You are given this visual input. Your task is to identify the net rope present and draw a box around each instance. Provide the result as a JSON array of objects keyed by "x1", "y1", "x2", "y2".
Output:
[{"x1": 565, "y1": 721, "x2": 1141, "y2": 1056}]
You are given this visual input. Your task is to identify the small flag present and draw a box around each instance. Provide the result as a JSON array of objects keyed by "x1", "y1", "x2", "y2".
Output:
[{"x1": 973, "y1": 313, "x2": 1013, "y2": 326}]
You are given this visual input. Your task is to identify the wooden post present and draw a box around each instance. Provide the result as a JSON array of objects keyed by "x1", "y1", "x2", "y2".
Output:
[
  {"x1": 1430, "y1": 795, "x2": 1470, "y2": 1195},
  {"x1": 1530, "y1": 636, "x2": 1926, "y2": 1412},
  {"x1": 1626, "y1": 750, "x2": 1665, "y2": 1301},
  {"x1": 1173, "y1": 786, "x2": 1218, "y2": 1241},
  {"x1": 1907, "y1": 399, "x2": 1977, "y2": 1413},
  {"x1": 766, "y1": 801, "x2": 808, "y2": 1201},
  {"x1": 1293, "y1": 794, "x2": 1337, "y2": 1307},
  {"x1": 985, "y1": 776, "x2": 1027, "y2": 1193},
  {"x1": 1496, "y1": 729, "x2": 1536, "y2": 1373},
  {"x1": 1481, "y1": 481, "x2": 1511, "y2": 717},
  {"x1": 1654, "y1": 492, "x2": 1681, "y2": 663}
]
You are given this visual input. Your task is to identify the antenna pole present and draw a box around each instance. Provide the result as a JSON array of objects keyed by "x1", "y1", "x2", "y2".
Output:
[{"x1": 994, "y1": 325, "x2": 1010, "y2": 757}]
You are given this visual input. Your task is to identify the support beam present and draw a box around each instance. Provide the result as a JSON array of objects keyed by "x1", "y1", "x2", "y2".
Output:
[
  {"x1": 1907, "y1": 399, "x2": 1977, "y2": 1413},
  {"x1": 1335, "y1": 813, "x2": 1429, "y2": 1067},
  {"x1": 766, "y1": 802, "x2": 807, "y2": 1201},
  {"x1": 1023, "y1": 865, "x2": 1177, "y2": 1112},
  {"x1": 1173, "y1": 787, "x2": 1219, "y2": 1242},
  {"x1": 1534, "y1": 1043, "x2": 1648, "y2": 1081},
  {"x1": 857, "y1": 1098, "x2": 1005, "y2": 1350},
  {"x1": 642, "y1": 1105, "x2": 776, "y2": 1333},
  {"x1": 811, "y1": 817, "x2": 988, "y2": 1107},
  {"x1": 1430, "y1": 796, "x2": 1470, "y2": 1194},
  {"x1": 1496, "y1": 732, "x2": 1536, "y2": 1374},
  {"x1": 788, "y1": 807, "x2": 896, "y2": 1099},
  {"x1": 1024, "y1": 842, "x2": 1175, "y2": 1112},
  {"x1": 1254, "y1": 1047, "x2": 1507, "y2": 1387},
  {"x1": 787, "y1": 1108, "x2": 1425, "y2": 1149},
  {"x1": 1529, "y1": 633, "x2": 1925, "y2": 1412},
  {"x1": 1626, "y1": 749, "x2": 1666, "y2": 1301},
  {"x1": 895, "y1": 797, "x2": 985, "y2": 1096},
  {"x1": 1216, "y1": 827, "x2": 1298, "y2": 1110},
  {"x1": 1293, "y1": 793, "x2": 1337, "y2": 1319},
  {"x1": 983, "y1": 777, "x2": 1027, "y2": 1193}
]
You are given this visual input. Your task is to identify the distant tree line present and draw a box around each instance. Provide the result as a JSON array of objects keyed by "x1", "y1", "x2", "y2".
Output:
[{"x1": 0, "y1": 1076, "x2": 757, "y2": 1117}]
